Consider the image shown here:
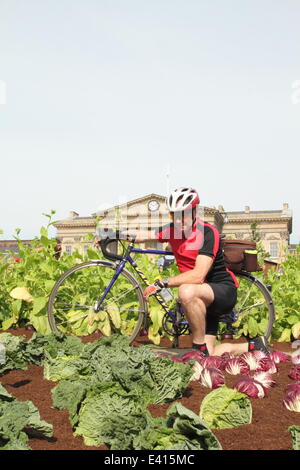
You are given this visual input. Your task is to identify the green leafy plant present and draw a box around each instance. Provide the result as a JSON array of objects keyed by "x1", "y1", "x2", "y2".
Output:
[
  {"x1": 287, "y1": 425, "x2": 300, "y2": 450},
  {"x1": 264, "y1": 246, "x2": 300, "y2": 342},
  {"x1": 0, "y1": 383, "x2": 53, "y2": 450},
  {"x1": 250, "y1": 221, "x2": 270, "y2": 264},
  {"x1": 1, "y1": 213, "x2": 299, "y2": 343},
  {"x1": 199, "y1": 386, "x2": 252, "y2": 429},
  {"x1": 0, "y1": 212, "x2": 87, "y2": 334},
  {"x1": 218, "y1": 246, "x2": 300, "y2": 341}
]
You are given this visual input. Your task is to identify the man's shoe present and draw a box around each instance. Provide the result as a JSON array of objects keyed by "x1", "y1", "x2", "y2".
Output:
[
  {"x1": 192, "y1": 343, "x2": 210, "y2": 356},
  {"x1": 248, "y1": 336, "x2": 270, "y2": 354}
]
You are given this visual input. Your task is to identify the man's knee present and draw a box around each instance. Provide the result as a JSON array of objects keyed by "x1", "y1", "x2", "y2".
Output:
[
  {"x1": 179, "y1": 283, "x2": 208, "y2": 306},
  {"x1": 179, "y1": 283, "x2": 214, "y2": 307},
  {"x1": 178, "y1": 284, "x2": 197, "y2": 305}
]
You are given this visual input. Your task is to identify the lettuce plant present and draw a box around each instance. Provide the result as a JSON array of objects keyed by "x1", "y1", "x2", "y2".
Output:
[
  {"x1": 133, "y1": 403, "x2": 222, "y2": 450},
  {"x1": 199, "y1": 386, "x2": 252, "y2": 429},
  {"x1": 0, "y1": 383, "x2": 53, "y2": 450},
  {"x1": 287, "y1": 425, "x2": 300, "y2": 450}
]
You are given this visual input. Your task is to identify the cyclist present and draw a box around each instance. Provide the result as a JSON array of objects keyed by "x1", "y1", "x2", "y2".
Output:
[{"x1": 125, "y1": 187, "x2": 270, "y2": 357}]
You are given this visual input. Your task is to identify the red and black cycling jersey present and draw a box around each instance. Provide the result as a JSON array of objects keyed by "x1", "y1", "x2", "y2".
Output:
[{"x1": 155, "y1": 219, "x2": 238, "y2": 287}]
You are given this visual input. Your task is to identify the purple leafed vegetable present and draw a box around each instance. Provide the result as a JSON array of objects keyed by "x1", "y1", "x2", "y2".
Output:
[
  {"x1": 252, "y1": 350, "x2": 268, "y2": 361},
  {"x1": 169, "y1": 356, "x2": 184, "y2": 363},
  {"x1": 285, "y1": 382, "x2": 300, "y2": 395},
  {"x1": 292, "y1": 355, "x2": 300, "y2": 365},
  {"x1": 190, "y1": 361, "x2": 203, "y2": 382},
  {"x1": 283, "y1": 390, "x2": 300, "y2": 412},
  {"x1": 239, "y1": 352, "x2": 259, "y2": 371},
  {"x1": 199, "y1": 367, "x2": 225, "y2": 389},
  {"x1": 291, "y1": 349, "x2": 300, "y2": 365},
  {"x1": 256, "y1": 357, "x2": 277, "y2": 374},
  {"x1": 221, "y1": 352, "x2": 235, "y2": 362},
  {"x1": 200, "y1": 356, "x2": 225, "y2": 370},
  {"x1": 181, "y1": 350, "x2": 205, "y2": 364},
  {"x1": 253, "y1": 371, "x2": 276, "y2": 389},
  {"x1": 270, "y1": 350, "x2": 290, "y2": 364},
  {"x1": 234, "y1": 377, "x2": 266, "y2": 398},
  {"x1": 225, "y1": 358, "x2": 250, "y2": 376},
  {"x1": 288, "y1": 364, "x2": 300, "y2": 381}
]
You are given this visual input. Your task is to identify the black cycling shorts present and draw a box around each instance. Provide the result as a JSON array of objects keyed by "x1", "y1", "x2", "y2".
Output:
[{"x1": 205, "y1": 281, "x2": 237, "y2": 336}]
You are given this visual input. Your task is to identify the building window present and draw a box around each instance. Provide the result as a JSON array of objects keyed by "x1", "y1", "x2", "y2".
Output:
[
  {"x1": 270, "y1": 242, "x2": 278, "y2": 258},
  {"x1": 65, "y1": 245, "x2": 72, "y2": 256}
]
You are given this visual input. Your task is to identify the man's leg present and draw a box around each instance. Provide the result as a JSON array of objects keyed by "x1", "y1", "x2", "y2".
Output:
[
  {"x1": 178, "y1": 283, "x2": 214, "y2": 346},
  {"x1": 204, "y1": 334, "x2": 217, "y2": 355},
  {"x1": 212, "y1": 341, "x2": 248, "y2": 356},
  {"x1": 178, "y1": 283, "x2": 263, "y2": 357}
]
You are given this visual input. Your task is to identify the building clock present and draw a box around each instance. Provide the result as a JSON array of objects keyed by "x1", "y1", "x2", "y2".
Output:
[{"x1": 148, "y1": 199, "x2": 160, "y2": 212}]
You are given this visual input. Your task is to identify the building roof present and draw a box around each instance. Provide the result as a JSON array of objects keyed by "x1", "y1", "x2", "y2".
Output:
[{"x1": 92, "y1": 193, "x2": 167, "y2": 217}]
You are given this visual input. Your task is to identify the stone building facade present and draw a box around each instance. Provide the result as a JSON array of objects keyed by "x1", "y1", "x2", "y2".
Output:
[
  {"x1": 0, "y1": 240, "x2": 32, "y2": 256},
  {"x1": 52, "y1": 194, "x2": 293, "y2": 264},
  {"x1": 221, "y1": 204, "x2": 293, "y2": 262}
]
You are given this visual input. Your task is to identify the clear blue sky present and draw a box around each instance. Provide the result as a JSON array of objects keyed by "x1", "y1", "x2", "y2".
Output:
[{"x1": 0, "y1": 0, "x2": 299, "y2": 242}]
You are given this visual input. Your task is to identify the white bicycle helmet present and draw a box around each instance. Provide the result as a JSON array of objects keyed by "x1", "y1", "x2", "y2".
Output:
[{"x1": 166, "y1": 187, "x2": 200, "y2": 212}]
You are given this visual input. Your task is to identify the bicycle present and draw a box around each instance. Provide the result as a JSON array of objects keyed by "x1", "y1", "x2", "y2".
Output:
[{"x1": 47, "y1": 235, "x2": 275, "y2": 348}]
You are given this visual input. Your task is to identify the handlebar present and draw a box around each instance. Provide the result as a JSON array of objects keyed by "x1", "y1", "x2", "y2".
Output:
[
  {"x1": 100, "y1": 238, "x2": 124, "y2": 261},
  {"x1": 98, "y1": 229, "x2": 136, "y2": 261}
]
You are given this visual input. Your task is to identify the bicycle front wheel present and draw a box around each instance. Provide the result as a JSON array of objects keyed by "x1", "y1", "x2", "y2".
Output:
[
  {"x1": 47, "y1": 260, "x2": 147, "y2": 342},
  {"x1": 233, "y1": 272, "x2": 275, "y2": 340}
]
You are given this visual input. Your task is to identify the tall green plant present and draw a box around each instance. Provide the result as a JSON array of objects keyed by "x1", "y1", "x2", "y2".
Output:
[
  {"x1": 0, "y1": 212, "x2": 86, "y2": 334},
  {"x1": 264, "y1": 246, "x2": 300, "y2": 341},
  {"x1": 2, "y1": 213, "x2": 299, "y2": 344},
  {"x1": 250, "y1": 221, "x2": 270, "y2": 265}
]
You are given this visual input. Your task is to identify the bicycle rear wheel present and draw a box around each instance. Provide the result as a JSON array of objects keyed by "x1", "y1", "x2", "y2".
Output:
[
  {"x1": 47, "y1": 260, "x2": 147, "y2": 342},
  {"x1": 232, "y1": 272, "x2": 275, "y2": 340}
]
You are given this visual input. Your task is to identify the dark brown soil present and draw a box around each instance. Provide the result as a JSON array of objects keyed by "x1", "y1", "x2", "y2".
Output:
[{"x1": 1, "y1": 328, "x2": 299, "y2": 451}]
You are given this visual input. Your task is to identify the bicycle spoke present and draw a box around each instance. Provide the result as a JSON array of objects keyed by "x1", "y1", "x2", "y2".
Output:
[
  {"x1": 228, "y1": 272, "x2": 275, "y2": 340},
  {"x1": 48, "y1": 261, "x2": 145, "y2": 340},
  {"x1": 236, "y1": 301, "x2": 265, "y2": 315},
  {"x1": 56, "y1": 312, "x2": 90, "y2": 326},
  {"x1": 238, "y1": 282, "x2": 255, "y2": 311},
  {"x1": 101, "y1": 286, "x2": 139, "y2": 309}
]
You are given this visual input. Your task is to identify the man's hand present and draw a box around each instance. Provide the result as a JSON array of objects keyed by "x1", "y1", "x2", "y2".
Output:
[
  {"x1": 143, "y1": 279, "x2": 164, "y2": 301},
  {"x1": 94, "y1": 237, "x2": 101, "y2": 249}
]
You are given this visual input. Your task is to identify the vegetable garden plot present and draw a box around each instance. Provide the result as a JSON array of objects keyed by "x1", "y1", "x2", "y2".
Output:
[{"x1": 0, "y1": 328, "x2": 300, "y2": 450}]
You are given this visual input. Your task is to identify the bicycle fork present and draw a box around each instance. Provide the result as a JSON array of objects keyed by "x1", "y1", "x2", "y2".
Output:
[{"x1": 94, "y1": 260, "x2": 126, "y2": 312}]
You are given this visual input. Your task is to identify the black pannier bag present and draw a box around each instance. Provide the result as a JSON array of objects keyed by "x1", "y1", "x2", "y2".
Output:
[{"x1": 222, "y1": 239, "x2": 261, "y2": 273}]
